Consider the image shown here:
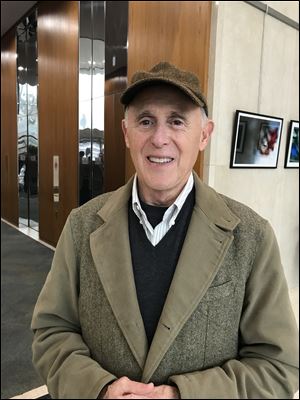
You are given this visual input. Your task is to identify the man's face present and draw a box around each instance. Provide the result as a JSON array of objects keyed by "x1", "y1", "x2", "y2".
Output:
[{"x1": 122, "y1": 84, "x2": 213, "y2": 205}]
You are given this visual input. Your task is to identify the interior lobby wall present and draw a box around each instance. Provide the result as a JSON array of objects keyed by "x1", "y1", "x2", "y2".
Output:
[
  {"x1": 205, "y1": 1, "x2": 299, "y2": 292},
  {"x1": 38, "y1": 1, "x2": 79, "y2": 247}
]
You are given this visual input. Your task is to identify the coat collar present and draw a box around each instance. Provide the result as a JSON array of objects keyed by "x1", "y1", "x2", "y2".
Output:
[
  {"x1": 191, "y1": 171, "x2": 239, "y2": 231},
  {"x1": 97, "y1": 172, "x2": 239, "y2": 230},
  {"x1": 90, "y1": 172, "x2": 240, "y2": 380},
  {"x1": 90, "y1": 176, "x2": 148, "y2": 370}
]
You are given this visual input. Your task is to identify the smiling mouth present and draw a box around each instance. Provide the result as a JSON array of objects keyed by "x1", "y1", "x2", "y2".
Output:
[{"x1": 147, "y1": 156, "x2": 174, "y2": 164}]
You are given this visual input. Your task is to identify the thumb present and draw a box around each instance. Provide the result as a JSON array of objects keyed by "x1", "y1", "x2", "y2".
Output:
[{"x1": 128, "y1": 381, "x2": 154, "y2": 394}]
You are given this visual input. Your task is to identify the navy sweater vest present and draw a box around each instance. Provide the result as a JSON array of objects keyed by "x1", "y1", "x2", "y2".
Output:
[{"x1": 128, "y1": 188, "x2": 195, "y2": 345}]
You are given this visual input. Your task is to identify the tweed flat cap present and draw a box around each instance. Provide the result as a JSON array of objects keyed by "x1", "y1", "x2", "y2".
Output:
[{"x1": 120, "y1": 61, "x2": 208, "y2": 116}]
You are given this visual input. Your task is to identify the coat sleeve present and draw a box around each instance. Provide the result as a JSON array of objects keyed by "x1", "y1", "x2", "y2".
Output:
[
  {"x1": 169, "y1": 221, "x2": 299, "y2": 399},
  {"x1": 31, "y1": 212, "x2": 117, "y2": 399}
]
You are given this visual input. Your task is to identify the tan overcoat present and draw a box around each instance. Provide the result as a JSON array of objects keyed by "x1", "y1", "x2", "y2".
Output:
[{"x1": 31, "y1": 173, "x2": 299, "y2": 399}]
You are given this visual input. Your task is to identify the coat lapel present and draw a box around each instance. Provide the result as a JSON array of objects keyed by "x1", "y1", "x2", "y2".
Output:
[
  {"x1": 142, "y1": 174, "x2": 240, "y2": 382},
  {"x1": 89, "y1": 173, "x2": 240, "y2": 381},
  {"x1": 90, "y1": 180, "x2": 148, "y2": 370}
]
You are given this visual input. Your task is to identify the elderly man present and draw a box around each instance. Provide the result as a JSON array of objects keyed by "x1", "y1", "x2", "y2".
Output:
[{"x1": 31, "y1": 62, "x2": 299, "y2": 399}]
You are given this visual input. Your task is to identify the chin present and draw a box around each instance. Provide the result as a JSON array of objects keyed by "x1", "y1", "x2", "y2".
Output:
[{"x1": 145, "y1": 178, "x2": 176, "y2": 192}]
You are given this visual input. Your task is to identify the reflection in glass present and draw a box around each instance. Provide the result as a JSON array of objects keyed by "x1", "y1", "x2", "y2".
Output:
[
  {"x1": 105, "y1": 1, "x2": 128, "y2": 85},
  {"x1": 16, "y1": 10, "x2": 39, "y2": 230},
  {"x1": 79, "y1": 1, "x2": 105, "y2": 205}
]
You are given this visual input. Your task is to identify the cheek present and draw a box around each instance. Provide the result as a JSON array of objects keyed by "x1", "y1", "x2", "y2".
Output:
[
  {"x1": 179, "y1": 138, "x2": 201, "y2": 161},
  {"x1": 126, "y1": 135, "x2": 145, "y2": 155}
]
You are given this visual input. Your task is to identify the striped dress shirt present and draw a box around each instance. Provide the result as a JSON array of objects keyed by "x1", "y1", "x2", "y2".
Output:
[{"x1": 132, "y1": 173, "x2": 194, "y2": 246}]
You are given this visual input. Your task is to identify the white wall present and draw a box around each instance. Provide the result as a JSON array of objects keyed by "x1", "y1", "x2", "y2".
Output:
[{"x1": 205, "y1": 1, "x2": 299, "y2": 290}]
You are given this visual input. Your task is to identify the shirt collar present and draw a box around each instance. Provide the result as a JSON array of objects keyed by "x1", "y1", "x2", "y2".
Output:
[{"x1": 132, "y1": 173, "x2": 194, "y2": 229}]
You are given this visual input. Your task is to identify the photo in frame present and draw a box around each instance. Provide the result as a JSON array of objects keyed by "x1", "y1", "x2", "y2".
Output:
[
  {"x1": 284, "y1": 120, "x2": 299, "y2": 168},
  {"x1": 236, "y1": 121, "x2": 247, "y2": 153},
  {"x1": 230, "y1": 110, "x2": 283, "y2": 168}
]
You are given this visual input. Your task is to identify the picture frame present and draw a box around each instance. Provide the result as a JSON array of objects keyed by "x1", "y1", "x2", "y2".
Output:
[
  {"x1": 230, "y1": 110, "x2": 283, "y2": 168},
  {"x1": 284, "y1": 120, "x2": 299, "y2": 168}
]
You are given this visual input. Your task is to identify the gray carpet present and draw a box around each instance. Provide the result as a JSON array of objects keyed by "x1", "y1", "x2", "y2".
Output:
[{"x1": 1, "y1": 221, "x2": 54, "y2": 399}]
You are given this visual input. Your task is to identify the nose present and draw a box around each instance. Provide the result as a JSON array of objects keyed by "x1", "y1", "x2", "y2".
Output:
[{"x1": 150, "y1": 124, "x2": 170, "y2": 148}]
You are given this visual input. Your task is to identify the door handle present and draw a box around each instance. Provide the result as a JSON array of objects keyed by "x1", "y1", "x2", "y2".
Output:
[{"x1": 53, "y1": 155, "x2": 59, "y2": 203}]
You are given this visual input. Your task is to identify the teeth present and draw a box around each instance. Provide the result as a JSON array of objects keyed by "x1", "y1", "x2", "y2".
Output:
[{"x1": 148, "y1": 157, "x2": 173, "y2": 164}]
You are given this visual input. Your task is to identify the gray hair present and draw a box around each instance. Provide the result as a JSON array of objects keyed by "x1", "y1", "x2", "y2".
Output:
[
  {"x1": 124, "y1": 107, "x2": 129, "y2": 128},
  {"x1": 199, "y1": 107, "x2": 208, "y2": 128}
]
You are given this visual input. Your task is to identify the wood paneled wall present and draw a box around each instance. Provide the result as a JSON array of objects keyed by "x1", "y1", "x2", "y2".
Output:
[
  {"x1": 104, "y1": 92, "x2": 126, "y2": 192},
  {"x1": 104, "y1": 1, "x2": 128, "y2": 193},
  {"x1": 126, "y1": 1, "x2": 212, "y2": 180},
  {"x1": 38, "y1": 1, "x2": 79, "y2": 247},
  {"x1": 1, "y1": 28, "x2": 18, "y2": 226}
]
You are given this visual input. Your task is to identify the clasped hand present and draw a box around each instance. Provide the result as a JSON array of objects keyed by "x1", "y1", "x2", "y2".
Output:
[{"x1": 103, "y1": 376, "x2": 179, "y2": 399}]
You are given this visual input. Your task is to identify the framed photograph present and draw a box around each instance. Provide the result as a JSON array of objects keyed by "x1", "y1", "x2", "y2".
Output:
[
  {"x1": 284, "y1": 120, "x2": 299, "y2": 168},
  {"x1": 230, "y1": 110, "x2": 283, "y2": 168}
]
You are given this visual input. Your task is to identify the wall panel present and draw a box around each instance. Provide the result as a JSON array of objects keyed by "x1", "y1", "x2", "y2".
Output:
[
  {"x1": 208, "y1": 1, "x2": 299, "y2": 289},
  {"x1": 104, "y1": 1, "x2": 128, "y2": 192},
  {"x1": 38, "y1": 1, "x2": 79, "y2": 246},
  {"x1": 104, "y1": 93, "x2": 126, "y2": 192},
  {"x1": 1, "y1": 28, "x2": 18, "y2": 226},
  {"x1": 126, "y1": 1, "x2": 212, "y2": 180}
]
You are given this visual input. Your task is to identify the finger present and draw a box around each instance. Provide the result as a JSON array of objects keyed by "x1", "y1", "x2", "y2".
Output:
[
  {"x1": 119, "y1": 378, "x2": 154, "y2": 394},
  {"x1": 109, "y1": 377, "x2": 154, "y2": 397}
]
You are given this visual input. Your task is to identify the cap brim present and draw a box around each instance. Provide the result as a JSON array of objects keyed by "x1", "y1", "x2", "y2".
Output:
[{"x1": 120, "y1": 77, "x2": 207, "y2": 113}]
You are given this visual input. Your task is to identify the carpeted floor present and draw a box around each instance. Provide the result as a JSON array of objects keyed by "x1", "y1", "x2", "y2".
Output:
[{"x1": 1, "y1": 221, "x2": 54, "y2": 399}]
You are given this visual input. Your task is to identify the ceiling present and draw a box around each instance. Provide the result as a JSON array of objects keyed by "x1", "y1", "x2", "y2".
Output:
[{"x1": 1, "y1": 1, "x2": 37, "y2": 37}]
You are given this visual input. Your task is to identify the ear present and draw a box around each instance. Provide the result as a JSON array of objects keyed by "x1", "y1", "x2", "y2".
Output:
[
  {"x1": 199, "y1": 120, "x2": 214, "y2": 151},
  {"x1": 122, "y1": 119, "x2": 130, "y2": 148}
]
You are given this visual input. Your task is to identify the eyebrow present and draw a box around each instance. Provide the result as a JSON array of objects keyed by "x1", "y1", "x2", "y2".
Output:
[
  {"x1": 135, "y1": 110, "x2": 188, "y2": 122},
  {"x1": 168, "y1": 111, "x2": 188, "y2": 122},
  {"x1": 135, "y1": 110, "x2": 155, "y2": 121}
]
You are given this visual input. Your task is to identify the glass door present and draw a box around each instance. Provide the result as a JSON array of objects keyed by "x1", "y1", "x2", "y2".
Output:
[
  {"x1": 16, "y1": 10, "x2": 39, "y2": 231},
  {"x1": 79, "y1": 1, "x2": 105, "y2": 205}
]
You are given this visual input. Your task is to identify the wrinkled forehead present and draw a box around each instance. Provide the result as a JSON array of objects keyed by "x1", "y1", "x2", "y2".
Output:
[{"x1": 126, "y1": 83, "x2": 200, "y2": 114}]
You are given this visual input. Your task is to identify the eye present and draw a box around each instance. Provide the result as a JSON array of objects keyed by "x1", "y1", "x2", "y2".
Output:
[
  {"x1": 169, "y1": 118, "x2": 185, "y2": 128},
  {"x1": 139, "y1": 118, "x2": 153, "y2": 127},
  {"x1": 173, "y1": 119, "x2": 183, "y2": 126}
]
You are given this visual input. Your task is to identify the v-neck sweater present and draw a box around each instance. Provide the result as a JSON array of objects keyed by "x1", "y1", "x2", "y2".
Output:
[{"x1": 128, "y1": 187, "x2": 195, "y2": 345}]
